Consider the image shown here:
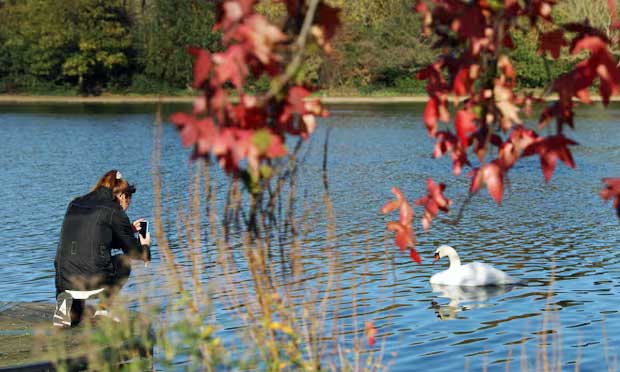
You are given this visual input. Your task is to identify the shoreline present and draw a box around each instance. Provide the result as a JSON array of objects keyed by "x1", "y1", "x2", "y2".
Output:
[
  {"x1": 1, "y1": 94, "x2": 620, "y2": 104},
  {"x1": 0, "y1": 94, "x2": 429, "y2": 104}
]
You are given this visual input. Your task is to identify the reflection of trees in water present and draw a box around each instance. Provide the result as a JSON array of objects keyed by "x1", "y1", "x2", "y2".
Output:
[{"x1": 430, "y1": 284, "x2": 516, "y2": 321}]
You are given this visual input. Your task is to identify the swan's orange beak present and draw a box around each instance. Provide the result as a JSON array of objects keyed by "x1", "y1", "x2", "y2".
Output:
[{"x1": 433, "y1": 253, "x2": 439, "y2": 264}]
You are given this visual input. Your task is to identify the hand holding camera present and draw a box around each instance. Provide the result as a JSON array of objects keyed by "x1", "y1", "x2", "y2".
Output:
[{"x1": 133, "y1": 218, "x2": 152, "y2": 266}]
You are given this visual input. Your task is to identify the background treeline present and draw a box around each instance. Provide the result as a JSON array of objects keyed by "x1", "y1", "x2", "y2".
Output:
[{"x1": 0, "y1": 0, "x2": 616, "y2": 96}]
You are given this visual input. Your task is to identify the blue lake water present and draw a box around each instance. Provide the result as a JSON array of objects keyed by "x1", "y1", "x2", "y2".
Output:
[{"x1": 1, "y1": 102, "x2": 620, "y2": 370}]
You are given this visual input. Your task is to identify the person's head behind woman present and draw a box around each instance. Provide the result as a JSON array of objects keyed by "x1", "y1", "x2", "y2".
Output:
[{"x1": 93, "y1": 170, "x2": 136, "y2": 211}]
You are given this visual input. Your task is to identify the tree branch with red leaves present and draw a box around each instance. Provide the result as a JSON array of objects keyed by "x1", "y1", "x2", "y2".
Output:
[
  {"x1": 384, "y1": 0, "x2": 620, "y2": 263},
  {"x1": 169, "y1": 0, "x2": 340, "y2": 238}
]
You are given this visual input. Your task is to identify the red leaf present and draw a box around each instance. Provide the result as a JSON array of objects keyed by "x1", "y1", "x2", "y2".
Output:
[
  {"x1": 453, "y1": 5, "x2": 485, "y2": 39},
  {"x1": 498, "y1": 126, "x2": 539, "y2": 169},
  {"x1": 170, "y1": 112, "x2": 192, "y2": 128},
  {"x1": 417, "y1": 62, "x2": 448, "y2": 93},
  {"x1": 315, "y1": 2, "x2": 341, "y2": 42},
  {"x1": 567, "y1": 35, "x2": 620, "y2": 105},
  {"x1": 383, "y1": 188, "x2": 416, "y2": 254},
  {"x1": 188, "y1": 47, "x2": 212, "y2": 88},
  {"x1": 170, "y1": 113, "x2": 198, "y2": 147},
  {"x1": 433, "y1": 131, "x2": 470, "y2": 175},
  {"x1": 195, "y1": 119, "x2": 218, "y2": 155},
  {"x1": 455, "y1": 109, "x2": 476, "y2": 147},
  {"x1": 554, "y1": 63, "x2": 595, "y2": 105},
  {"x1": 538, "y1": 102, "x2": 574, "y2": 130},
  {"x1": 428, "y1": 179, "x2": 450, "y2": 211},
  {"x1": 423, "y1": 97, "x2": 439, "y2": 137},
  {"x1": 213, "y1": 45, "x2": 249, "y2": 89},
  {"x1": 523, "y1": 135, "x2": 578, "y2": 182},
  {"x1": 453, "y1": 66, "x2": 474, "y2": 96},
  {"x1": 570, "y1": 34, "x2": 608, "y2": 55},
  {"x1": 538, "y1": 30, "x2": 567, "y2": 59},
  {"x1": 600, "y1": 178, "x2": 620, "y2": 203},
  {"x1": 469, "y1": 161, "x2": 504, "y2": 204},
  {"x1": 180, "y1": 123, "x2": 199, "y2": 148},
  {"x1": 601, "y1": 178, "x2": 620, "y2": 216},
  {"x1": 365, "y1": 322, "x2": 377, "y2": 346},
  {"x1": 414, "y1": 1, "x2": 428, "y2": 13},
  {"x1": 386, "y1": 222, "x2": 414, "y2": 252},
  {"x1": 215, "y1": 0, "x2": 256, "y2": 31},
  {"x1": 419, "y1": 205, "x2": 435, "y2": 232},
  {"x1": 409, "y1": 248, "x2": 422, "y2": 264},
  {"x1": 266, "y1": 133, "x2": 288, "y2": 158},
  {"x1": 503, "y1": 33, "x2": 515, "y2": 49},
  {"x1": 288, "y1": 86, "x2": 311, "y2": 114},
  {"x1": 432, "y1": 131, "x2": 455, "y2": 158},
  {"x1": 415, "y1": 178, "x2": 451, "y2": 232},
  {"x1": 237, "y1": 15, "x2": 287, "y2": 64},
  {"x1": 509, "y1": 125, "x2": 539, "y2": 151},
  {"x1": 381, "y1": 187, "x2": 413, "y2": 226},
  {"x1": 381, "y1": 199, "x2": 400, "y2": 214},
  {"x1": 498, "y1": 142, "x2": 517, "y2": 169}
]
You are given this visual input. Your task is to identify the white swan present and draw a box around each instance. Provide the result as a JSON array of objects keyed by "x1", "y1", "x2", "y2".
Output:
[{"x1": 430, "y1": 245, "x2": 519, "y2": 286}]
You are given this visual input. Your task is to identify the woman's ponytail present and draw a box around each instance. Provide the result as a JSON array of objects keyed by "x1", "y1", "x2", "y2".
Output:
[{"x1": 93, "y1": 170, "x2": 136, "y2": 197}]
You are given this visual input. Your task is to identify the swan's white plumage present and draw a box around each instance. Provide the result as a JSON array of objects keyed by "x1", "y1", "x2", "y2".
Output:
[{"x1": 430, "y1": 245, "x2": 518, "y2": 286}]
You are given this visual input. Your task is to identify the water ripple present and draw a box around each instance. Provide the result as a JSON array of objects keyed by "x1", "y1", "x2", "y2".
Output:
[{"x1": 2, "y1": 103, "x2": 620, "y2": 370}]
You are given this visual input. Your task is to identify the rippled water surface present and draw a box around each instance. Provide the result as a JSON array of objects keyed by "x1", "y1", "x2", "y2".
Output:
[{"x1": 2, "y1": 102, "x2": 620, "y2": 370}]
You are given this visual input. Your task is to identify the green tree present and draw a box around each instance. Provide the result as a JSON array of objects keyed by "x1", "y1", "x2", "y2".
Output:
[
  {"x1": 0, "y1": 0, "x2": 68, "y2": 91},
  {"x1": 131, "y1": 0, "x2": 219, "y2": 92},
  {"x1": 320, "y1": 0, "x2": 435, "y2": 93},
  {"x1": 0, "y1": 0, "x2": 132, "y2": 94},
  {"x1": 61, "y1": 0, "x2": 133, "y2": 94}
]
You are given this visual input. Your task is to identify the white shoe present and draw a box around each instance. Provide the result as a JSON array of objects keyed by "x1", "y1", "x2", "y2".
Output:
[
  {"x1": 53, "y1": 292, "x2": 73, "y2": 327},
  {"x1": 66, "y1": 288, "x2": 105, "y2": 300},
  {"x1": 93, "y1": 309, "x2": 121, "y2": 323}
]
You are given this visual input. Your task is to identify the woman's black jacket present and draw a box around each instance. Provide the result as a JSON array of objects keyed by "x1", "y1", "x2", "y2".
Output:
[{"x1": 54, "y1": 187, "x2": 147, "y2": 294}]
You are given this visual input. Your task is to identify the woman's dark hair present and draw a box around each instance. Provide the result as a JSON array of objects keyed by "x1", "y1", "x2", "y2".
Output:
[{"x1": 93, "y1": 170, "x2": 136, "y2": 197}]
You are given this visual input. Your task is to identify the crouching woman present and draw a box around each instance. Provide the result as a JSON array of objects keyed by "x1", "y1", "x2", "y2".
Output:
[{"x1": 53, "y1": 170, "x2": 151, "y2": 327}]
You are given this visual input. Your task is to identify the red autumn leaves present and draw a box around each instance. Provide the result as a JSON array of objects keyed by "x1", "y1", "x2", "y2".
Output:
[
  {"x1": 601, "y1": 178, "x2": 620, "y2": 217},
  {"x1": 381, "y1": 187, "x2": 417, "y2": 262},
  {"x1": 379, "y1": 1, "x2": 620, "y2": 259},
  {"x1": 381, "y1": 180, "x2": 451, "y2": 263},
  {"x1": 171, "y1": 0, "x2": 338, "y2": 180},
  {"x1": 410, "y1": 0, "x2": 620, "y2": 211}
]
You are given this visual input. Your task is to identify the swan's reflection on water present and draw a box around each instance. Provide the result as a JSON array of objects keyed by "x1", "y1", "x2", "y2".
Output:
[{"x1": 430, "y1": 283, "x2": 516, "y2": 320}]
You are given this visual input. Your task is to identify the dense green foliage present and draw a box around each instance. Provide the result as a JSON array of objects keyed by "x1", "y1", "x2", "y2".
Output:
[
  {"x1": 0, "y1": 0, "x2": 611, "y2": 95},
  {"x1": 131, "y1": 0, "x2": 219, "y2": 94},
  {"x1": 0, "y1": 0, "x2": 135, "y2": 94},
  {"x1": 0, "y1": 0, "x2": 218, "y2": 95},
  {"x1": 509, "y1": 31, "x2": 574, "y2": 89},
  {"x1": 320, "y1": 0, "x2": 433, "y2": 93}
]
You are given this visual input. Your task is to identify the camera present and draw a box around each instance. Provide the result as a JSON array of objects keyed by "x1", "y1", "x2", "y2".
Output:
[{"x1": 138, "y1": 221, "x2": 149, "y2": 239}]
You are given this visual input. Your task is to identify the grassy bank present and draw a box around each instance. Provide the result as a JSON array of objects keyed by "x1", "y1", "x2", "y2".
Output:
[
  {"x1": 0, "y1": 94, "x2": 431, "y2": 104},
  {"x1": 3, "y1": 92, "x2": 620, "y2": 105}
]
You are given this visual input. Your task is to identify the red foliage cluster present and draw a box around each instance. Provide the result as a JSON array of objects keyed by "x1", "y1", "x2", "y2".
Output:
[
  {"x1": 170, "y1": 0, "x2": 338, "y2": 184},
  {"x1": 381, "y1": 187, "x2": 418, "y2": 262},
  {"x1": 384, "y1": 0, "x2": 620, "y2": 262},
  {"x1": 413, "y1": 0, "x2": 620, "y2": 201},
  {"x1": 381, "y1": 181, "x2": 451, "y2": 263},
  {"x1": 416, "y1": 178, "x2": 452, "y2": 232},
  {"x1": 414, "y1": 0, "x2": 606, "y2": 203}
]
